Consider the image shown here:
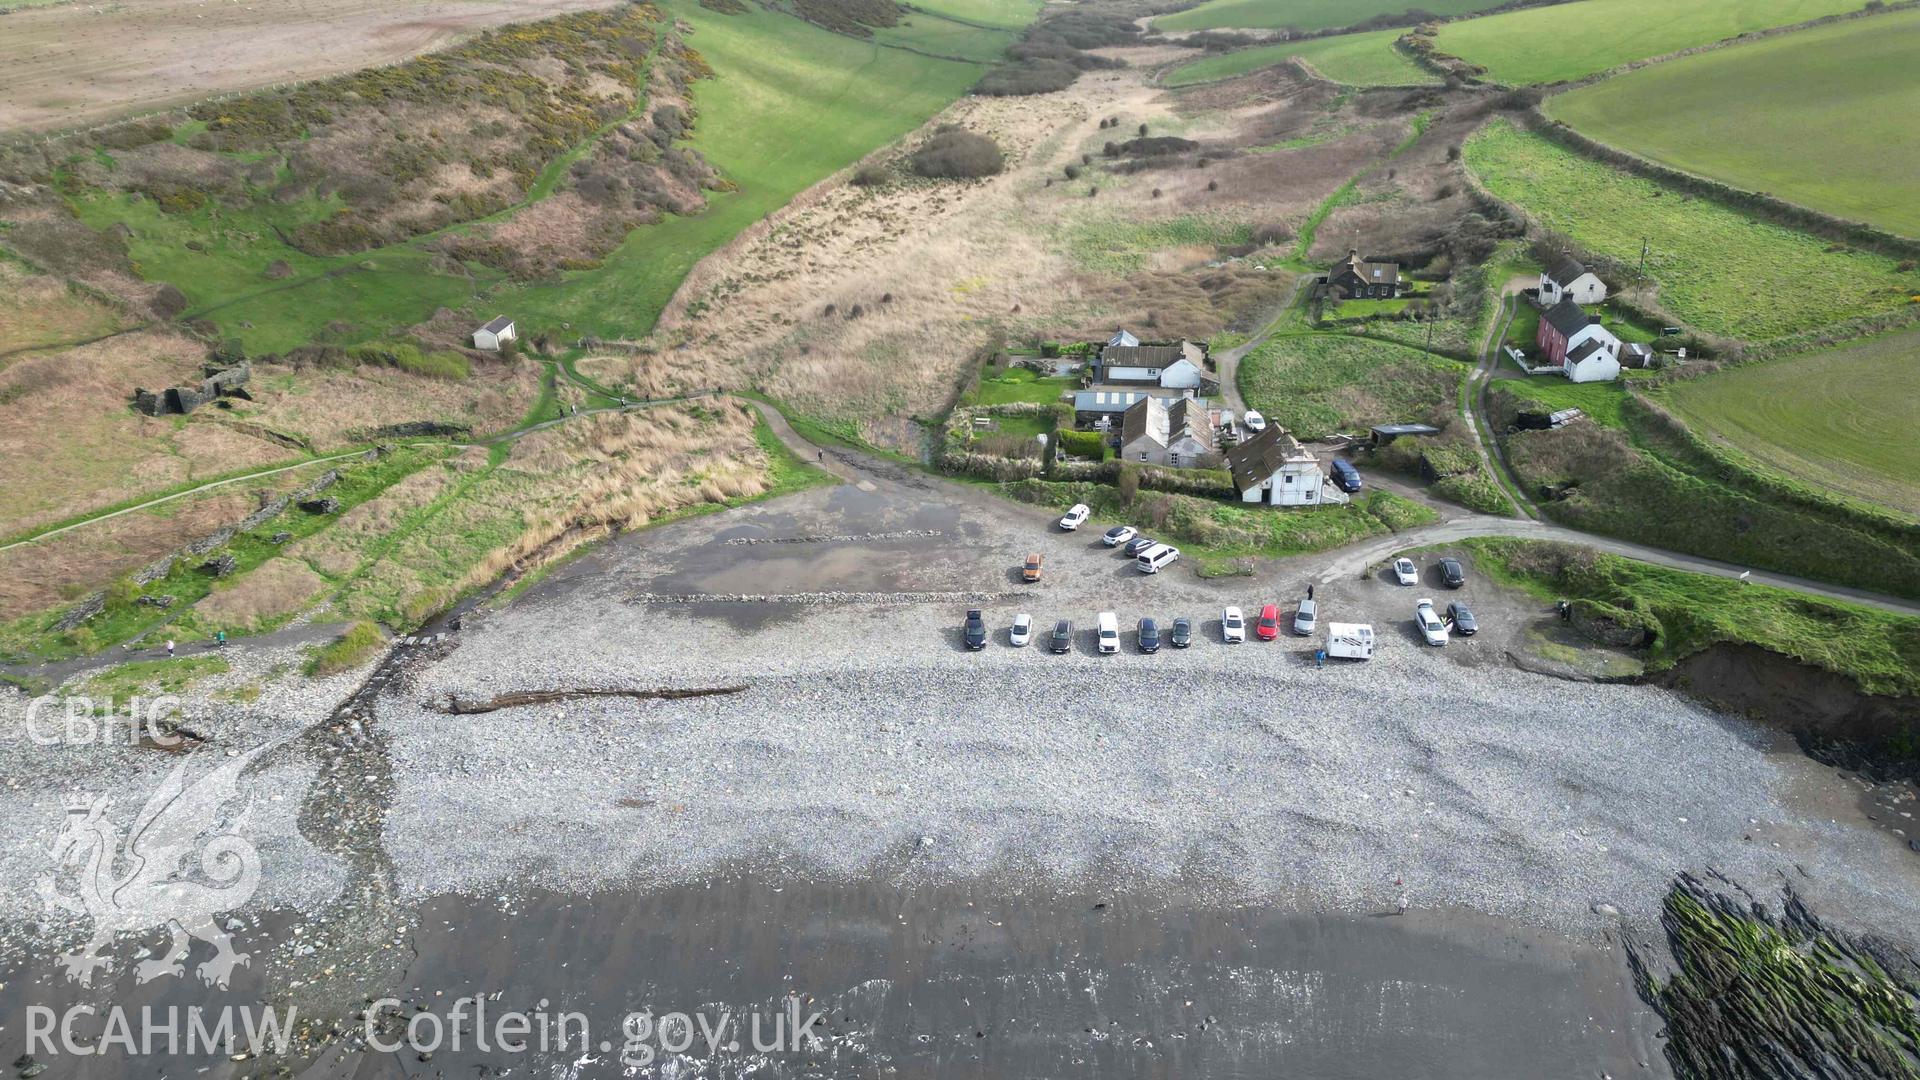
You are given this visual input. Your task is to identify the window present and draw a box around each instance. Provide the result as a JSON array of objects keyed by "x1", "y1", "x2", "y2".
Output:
[
  {"x1": 1283, "y1": 474, "x2": 1294, "y2": 484},
  {"x1": 1170, "y1": 453, "x2": 1180, "y2": 466}
]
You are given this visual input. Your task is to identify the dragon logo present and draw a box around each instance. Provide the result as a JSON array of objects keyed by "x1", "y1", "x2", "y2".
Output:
[{"x1": 36, "y1": 743, "x2": 274, "y2": 990}]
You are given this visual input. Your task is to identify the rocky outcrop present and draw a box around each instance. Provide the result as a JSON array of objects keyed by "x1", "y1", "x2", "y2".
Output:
[
  {"x1": 358, "y1": 420, "x2": 472, "y2": 441},
  {"x1": 132, "y1": 361, "x2": 253, "y2": 417}
]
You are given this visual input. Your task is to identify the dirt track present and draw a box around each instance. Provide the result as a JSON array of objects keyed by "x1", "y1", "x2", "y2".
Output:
[{"x1": 0, "y1": 0, "x2": 624, "y2": 133}]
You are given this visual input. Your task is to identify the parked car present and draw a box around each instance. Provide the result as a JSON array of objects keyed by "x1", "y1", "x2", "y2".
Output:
[
  {"x1": 1414, "y1": 598, "x2": 1449, "y2": 646},
  {"x1": 1439, "y1": 558, "x2": 1466, "y2": 589},
  {"x1": 1243, "y1": 410, "x2": 1267, "y2": 433},
  {"x1": 1059, "y1": 503, "x2": 1090, "y2": 531},
  {"x1": 1103, "y1": 525, "x2": 1137, "y2": 548},
  {"x1": 1124, "y1": 535, "x2": 1159, "y2": 558},
  {"x1": 1392, "y1": 557, "x2": 1419, "y2": 586},
  {"x1": 1097, "y1": 611, "x2": 1119, "y2": 654},
  {"x1": 1256, "y1": 603, "x2": 1280, "y2": 641},
  {"x1": 1293, "y1": 596, "x2": 1317, "y2": 636},
  {"x1": 1138, "y1": 617, "x2": 1161, "y2": 653},
  {"x1": 1329, "y1": 458, "x2": 1363, "y2": 493},
  {"x1": 1447, "y1": 601, "x2": 1477, "y2": 636},
  {"x1": 1021, "y1": 553, "x2": 1044, "y2": 583},
  {"x1": 1136, "y1": 544, "x2": 1180, "y2": 574},
  {"x1": 1010, "y1": 613, "x2": 1032, "y2": 647},
  {"x1": 964, "y1": 609, "x2": 987, "y2": 650},
  {"x1": 1050, "y1": 619, "x2": 1074, "y2": 654},
  {"x1": 1222, "y1": 606, "x2": 1246, "y2": 643},
  {"x1": 1170, "y1": 617, "x2": 1193, "y2": 648}
]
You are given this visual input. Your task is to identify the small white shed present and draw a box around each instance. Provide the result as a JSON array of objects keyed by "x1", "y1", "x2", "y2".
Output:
[{"x1": 472, "y1": 315, "x2": 517, "y2": 351}]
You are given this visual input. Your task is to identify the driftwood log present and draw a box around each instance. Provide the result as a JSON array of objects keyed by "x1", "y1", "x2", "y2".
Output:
[{"x1": 436, "y1": 685, "x2": 747, "y2": 715}]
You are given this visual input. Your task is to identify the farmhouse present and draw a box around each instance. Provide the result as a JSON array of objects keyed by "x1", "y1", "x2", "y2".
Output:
[
  {"x1": 1327, "y1": 249, "x2": 1401, "y2": 300},
  {"x1": 1119, "y1": 396, "x2": 1220, "y2": 468},
  {"x1": 472, "y1": 315, "x2": 517, "y2": 351},
  {"x1": 1535, "y1": 299, "x2": 1623, "y2": 382},
  {"x1": 1226, "y1": 425, "x2": 1325, "y2": 506},
  {"x1": 1092, "y1": 339, "x2": 1211, "y2": 392},
  {"x1": 1539, "y1": 254, "x2": 1607, "y2": 306}
]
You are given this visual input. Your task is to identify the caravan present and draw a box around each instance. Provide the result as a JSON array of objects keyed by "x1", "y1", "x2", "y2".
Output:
[{"x1": 1326, "y1": 622, "x2": 1374, "y2": 660}]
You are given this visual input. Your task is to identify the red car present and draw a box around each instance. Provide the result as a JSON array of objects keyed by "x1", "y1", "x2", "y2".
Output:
[{"x1": 1255, "y1": 603, "x2": 1280, "y2": 641}]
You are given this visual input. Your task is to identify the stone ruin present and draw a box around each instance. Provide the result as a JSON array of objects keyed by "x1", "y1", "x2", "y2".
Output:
[{"x1": 132, "y1": 361, "x2": 254, "y2": 417}]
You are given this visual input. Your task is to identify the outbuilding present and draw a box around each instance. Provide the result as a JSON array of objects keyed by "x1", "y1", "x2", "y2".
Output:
[{"x1": 472, "y1": 315, "x2": 517, "y2": 351}]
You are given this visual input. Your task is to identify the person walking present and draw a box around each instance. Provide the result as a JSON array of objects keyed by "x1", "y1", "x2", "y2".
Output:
[{"x1": 165, "y1": 638, "x2": 176, "y2": 659}]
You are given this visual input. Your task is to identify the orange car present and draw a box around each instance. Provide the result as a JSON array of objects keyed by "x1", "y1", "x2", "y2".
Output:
[{"x1": 1021, "y1": 553, "x2": 1044, "y2": 583}]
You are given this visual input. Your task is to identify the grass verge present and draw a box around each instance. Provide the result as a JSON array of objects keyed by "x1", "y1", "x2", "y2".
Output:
[{"x1": 1464, "y1": 537, "x2": 1920, "y2": 697}]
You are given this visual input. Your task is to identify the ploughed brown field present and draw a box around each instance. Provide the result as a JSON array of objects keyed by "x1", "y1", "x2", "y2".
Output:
[{"x1": 0, "y1": 0, "x2": 624, "y2": 132}]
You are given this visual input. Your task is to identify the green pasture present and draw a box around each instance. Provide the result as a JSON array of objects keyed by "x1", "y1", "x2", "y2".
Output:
[
  {"x1": 1237, "y1": 332, "x2": 1465, "y2": 439},
  {"x1": 1165, "y1": 29, "x2": 1438, "y2": 87},
  {"x1": 1156, "y1": 0, "x2": 1498, "y2": 33},
  {"x1": 1432, "y1": 0, "x2": 1865, "y2": 85},
  {"x1": 1547, "y1": 8, "x2": 1920, "y2": 238},
  {"x1": 1662, "y1": 328, "x2": 1920, "y2": 518},
  {"x1": 1464, "y1": 121, "x2": 1915, "y2": 340},
  {"x1": 904, "y1": 0, "x2": 1043, "y2": 30}
]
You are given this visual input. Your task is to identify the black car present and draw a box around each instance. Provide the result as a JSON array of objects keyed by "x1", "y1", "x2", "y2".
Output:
[
  {"x1": 1439, "y1": 558, "x2": 1466, "y2": 589},
  {"x1": 1170, "y1": 617, "x2": 1193, "y2": 648},
  {"x1": 1137, "y1": 617, "x2": 1161, "y2": 654},
  {"x1": 963, "y1": 609, "x2": 987, "y2": 650},
  {"x1": 1125, "y1": 535, "x2": 1158, "y2": 558},
  {"x1": 1050, "y1": 619, "x2": 1074, "y2": 653},
  {"x1": 1447, "y1": 601, "x2": 1478, "y2": 636}
]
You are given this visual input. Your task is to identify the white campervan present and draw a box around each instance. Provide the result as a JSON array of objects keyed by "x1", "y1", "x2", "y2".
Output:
[
  {"x1": 1327, "y1": 622, "x2": 1374, "y2": 660},
  {"x1": 1135, "y1": 543, "x2": 1180, "y2": 574}
]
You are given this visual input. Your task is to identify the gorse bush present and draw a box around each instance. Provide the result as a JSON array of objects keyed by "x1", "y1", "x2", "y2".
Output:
[{"x1": 908, "y1": 126, "x2": 1005, "y2": 180}]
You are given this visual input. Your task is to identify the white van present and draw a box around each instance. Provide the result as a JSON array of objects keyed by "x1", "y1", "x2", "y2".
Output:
[
  {"x1": 1135, "y1": 543, "x2": 1180, "y2": 574},
  {"x1": 1097, "y1": 611, "x2": 1119, "y2": 654},
  {"x1": 1327, "y1": 622, "x2": 1374, "y2": 660}
]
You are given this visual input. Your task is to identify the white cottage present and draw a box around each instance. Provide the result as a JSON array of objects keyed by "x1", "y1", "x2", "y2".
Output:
[
  {"x1": 1226, "y1": 425, "x2": 1324, "y2": 506},
  {"x1": 1539, "y1": 254, "x2": 1607, "y2": 306},
  {"x1": 1562, "y1": 337, "x2": 1621, "y2": 383},
  {"x1": 472, "y1": 315, "x2": 517, "y2": 351}
]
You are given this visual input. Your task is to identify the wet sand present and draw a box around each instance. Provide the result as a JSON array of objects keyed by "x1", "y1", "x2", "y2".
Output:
[{"x1": 0, "y1": 876, "x2": 1665, "y2": 1078}]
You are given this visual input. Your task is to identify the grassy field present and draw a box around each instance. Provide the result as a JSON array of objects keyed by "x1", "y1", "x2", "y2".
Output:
[
  {"x1": 1238, "y1": 332, "x2": 1465, "y2": 439},
  {"x1": 1165, "y1": 29, "x2": 1439, "y2": 87},
  {"x1": 1432, "y1": 0, "x2": 1866, "y2": 85},
  {"x1": 905, "y1": 0, "x2": 1042, "y2": 30},
  {"x1": 876, "y1": 13, "x2": 1018, "y2": 61},
  {"x1": 1663, "y1": 329, "x2": 1920, "y2": 518},
  {"x1": 1466, "y1": 537, "x2": 1920, "y2": 697},
  {"x1": 1494, "y1": 375, "x2": 1633, "y2": 429},
  {"x1": 497, "y1": 0, "x2": 985, "y2": 340},
  {"x1": 1156, "y1": 0, "x2": 1497, "y2": 33},
  {"x1": 1546, "y1": 9, "x2": 1920, "y2": 239},
  {"x1": 1464, "y1": 121, "x2": 1916, "y2": 340}
]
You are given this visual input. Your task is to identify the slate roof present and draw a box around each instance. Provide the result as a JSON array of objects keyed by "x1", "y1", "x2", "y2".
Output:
[
  {"x1": 480, "y1": 314, "x2": 515, "y2": 334},
  {"x1": 1100, "y1": 344, "x2": 1188, "y2": 367},
  {"x1": 1073, "y1": 390, "x2": 1149, "y2": 414},
  {"x1": 1330, "y1": 248, "x2": 1400, "y2": 285},
  {"x1": 1107, "y1": 329, "x2": 1140, "y2": 348},
  {"x1": 1225, "y1": 424, "x2": 1314, "y2": 493},
  {"x1": 1541, "y1": 298, "x2": 1591, "y2": 339},
  {"x1": 1121, "y1": 396, "x2": 1216, "y2": 453},
  {"x1": 1564, "y1": 338, "x2": 1609, "y2": 365},
  {"x1": 1544, "y1": 253, "x2": 1588, "y2": 284}
]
